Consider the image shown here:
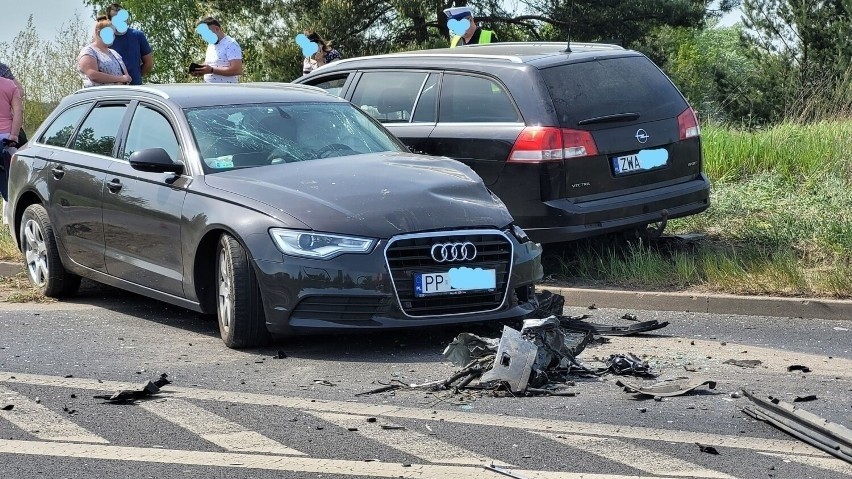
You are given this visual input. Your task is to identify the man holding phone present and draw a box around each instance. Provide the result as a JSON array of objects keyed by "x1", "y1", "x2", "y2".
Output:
[{"x1": 190, "y1": 17, "x2": 243, "y2": 83}]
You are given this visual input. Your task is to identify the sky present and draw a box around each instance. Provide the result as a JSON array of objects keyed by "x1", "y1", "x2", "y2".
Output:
[{"x1": 0, "y1": 0, "x2": 743, "y2": 48}]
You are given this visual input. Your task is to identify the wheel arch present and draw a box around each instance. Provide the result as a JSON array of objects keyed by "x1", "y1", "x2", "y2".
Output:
[{"x1": 13, "y1": 191, "x2": 46, "y2": 250}]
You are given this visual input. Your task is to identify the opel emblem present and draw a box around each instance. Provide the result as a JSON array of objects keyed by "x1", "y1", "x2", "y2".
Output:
[
  {"x1": 431, "y1": 242, "x2": 477, "y2": 263},
  {"x1": 635, "y1": 129, "x2": 649, "y2": 144}
]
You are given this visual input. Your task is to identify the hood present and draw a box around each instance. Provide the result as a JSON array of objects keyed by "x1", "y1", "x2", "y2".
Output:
[{"x1": 203, "y1": 152, "x2": 513, "y2": 238}]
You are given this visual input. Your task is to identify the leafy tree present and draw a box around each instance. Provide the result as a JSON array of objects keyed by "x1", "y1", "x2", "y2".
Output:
[
  {"x1": 741, "y1": 0, "x2": 852, "y2": 121},
  {"x1": 519, "y1": 0, "x2": 739, "y2": 47}
]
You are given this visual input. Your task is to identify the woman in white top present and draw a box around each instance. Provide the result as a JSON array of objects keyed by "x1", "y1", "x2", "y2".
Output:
[{"x1": 77, "y1": 16, "x2": 131, "y2": 88}]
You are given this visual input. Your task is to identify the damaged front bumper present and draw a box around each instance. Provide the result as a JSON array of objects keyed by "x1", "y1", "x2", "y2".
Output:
[{"x1": 253, "y1": 231, "x2": 543, "y2": 335}]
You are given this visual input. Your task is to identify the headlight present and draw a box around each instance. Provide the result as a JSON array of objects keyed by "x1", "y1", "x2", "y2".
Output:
[{"x1": 270, "y1": 229, "x2": 376, "y2": 259}]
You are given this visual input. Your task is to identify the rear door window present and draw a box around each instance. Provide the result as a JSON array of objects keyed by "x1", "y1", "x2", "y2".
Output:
[
  {"x1": 350, "y1": 71, "x2": 428, "y2": 123},
  {"x1": 70, "y1": 104, "x2": 129, "y2": 157},
  {"x1": 39, "y1": 103, "x2": 91, "y2": 147},
  {"x1": 438, "y1": 74, "x2": 521, "y2": 123},
  {"x1": 540, "y1": 55, "x2": 688, "y2": 128},
  {"x1": 305, "y1": 73, "x2": 351, "y2": 97}
]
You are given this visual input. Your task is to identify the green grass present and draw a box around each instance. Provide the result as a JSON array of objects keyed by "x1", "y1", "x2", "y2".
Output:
[{"x1": 547, "y1": 120, "x2": 852, "y2": 298}]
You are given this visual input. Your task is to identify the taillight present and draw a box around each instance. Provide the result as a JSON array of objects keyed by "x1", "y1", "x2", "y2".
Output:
[
  {"x1": 508, "y1": 127, "x2": 598, "y2": 163},
  {"x1": 677, "y1": 107, "x2": 700, "y2": 140},
  {"x1": 562, "y1": 129, "x2": 598, "y2": 158}
]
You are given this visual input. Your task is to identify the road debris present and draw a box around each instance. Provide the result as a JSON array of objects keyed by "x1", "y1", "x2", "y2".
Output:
[
  {"x1": 696, "y1": 443, "x2": 720, "y2": 455},
  {"x1": 723, "y1": 359, "x2": 762, "y2": 368},
  {"x1": 485, "y1": 464, "x2": 528, "y2": 478},
  {"x1": 94, "y1": 373, "x2": 171, "y2": 404},
  {"x1": 274, "y1": 350, "x2": 288, "y2": 359},
  {"x1": 1, "y1": 404, "x2": 13, "y2": 411},
  {"x1": 479, "y1": 326, "x2": 538, "y2": 393},
  {"x1": 360, "y1": 294, "x2": 683, "y2": 399},
  {"x1": 742, "y1": 390, "x2": 852, "y2": 464},
  {"x1": 617, "y1": 377, "x2": 717, "y2": 398},
  {"x1": 314, "y1": 379, "x2": 336, "y2": 387},
  {"x1": 793, "y1": 395, "x2": 818, "y2": 403},
  {"x1": 560, "y1": 316, "x2": 670, "y2": 336},
  {"x1": 787, "y1": 365, "x2": 811, "y2": 373},
  {"x1": 603, "y1": 353, "x2": 655, "y2": 377}
]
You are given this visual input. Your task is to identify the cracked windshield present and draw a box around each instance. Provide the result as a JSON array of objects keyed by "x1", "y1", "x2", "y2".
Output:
[{"x1": 185, "y1": 102, "x2": 403, "y2": 172}]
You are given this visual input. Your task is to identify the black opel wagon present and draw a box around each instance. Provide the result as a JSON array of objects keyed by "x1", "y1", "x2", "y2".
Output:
[
  {"x1": 5, "y1": 83, "x2": 543, "y2": 348},
  {"x1": 294, "y1": 42, "x2": 711, "y2": 243}
]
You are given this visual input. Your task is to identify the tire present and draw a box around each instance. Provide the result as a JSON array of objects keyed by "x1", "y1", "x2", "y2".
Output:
[
  {"x1": 20, "y1": 204, "x2": 81, "y2": 297},
  {"x1": 216, "y1": 233, "x2": 269, "y2": 348}
]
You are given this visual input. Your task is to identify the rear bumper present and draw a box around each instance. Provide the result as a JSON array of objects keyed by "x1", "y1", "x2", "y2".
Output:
[{"x1": 525, "y1": 175, "x2": 711, "y2": 243}]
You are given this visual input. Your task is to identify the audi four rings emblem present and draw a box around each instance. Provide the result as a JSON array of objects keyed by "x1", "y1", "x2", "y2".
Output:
[{"x1": 431, "y1": 242, "x2": 477, "y2": 262}]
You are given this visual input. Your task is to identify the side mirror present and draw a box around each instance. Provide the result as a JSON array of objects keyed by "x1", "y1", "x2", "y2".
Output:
[{"x1": 128, "y1": 148, "x2": 184, "y2": 175}]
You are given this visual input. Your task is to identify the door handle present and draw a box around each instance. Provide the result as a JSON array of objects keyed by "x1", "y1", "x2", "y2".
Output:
[
  {"x1": 107, "y1": 178, "x2": 122, "y2": 193},
  {"x1": 51, "y1": 166, "x2": 65, "y2": 179}
]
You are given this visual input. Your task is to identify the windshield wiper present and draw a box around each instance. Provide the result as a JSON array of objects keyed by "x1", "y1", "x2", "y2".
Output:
[{"x1": 577, "y1": 112, "x2": 641, "y2": 126}]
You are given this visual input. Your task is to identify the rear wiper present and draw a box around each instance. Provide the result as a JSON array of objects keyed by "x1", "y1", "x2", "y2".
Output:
[{"x1": 577, "y1": 112, "x2": 641, "y2": 126}]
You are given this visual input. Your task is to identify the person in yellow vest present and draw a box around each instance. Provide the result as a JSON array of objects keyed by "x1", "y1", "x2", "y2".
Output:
[{"x1": 443, "y1": 6, "x2": 498, "y2": 47}]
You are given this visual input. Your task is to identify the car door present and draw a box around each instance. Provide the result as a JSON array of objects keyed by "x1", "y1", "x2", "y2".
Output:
[
  {"x1": 347, "y1": 70, "x2": 437, "y2": 154},
  {"x1": 47, "y1": 101, "x2": 128, "y2": 273},
  {"x1": 426, "y1": 73, "x2": 525, "y2": 185},
  {"x1": 101, "y1": 101, "x2": 189, "y2": 297}
]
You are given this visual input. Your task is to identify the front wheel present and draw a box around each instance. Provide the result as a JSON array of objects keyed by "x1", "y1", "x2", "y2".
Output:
[
  {"x1": 20, "y1": 204, "x2": 81, "y2": 297},
  {"x1": 216, "y1": 234, "x2": 269, "y2": 348}
]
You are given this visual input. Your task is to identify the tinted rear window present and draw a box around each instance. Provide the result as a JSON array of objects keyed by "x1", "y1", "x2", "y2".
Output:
[{"x1": 540, "y1": 56, "x2": 687, "y2": 128}]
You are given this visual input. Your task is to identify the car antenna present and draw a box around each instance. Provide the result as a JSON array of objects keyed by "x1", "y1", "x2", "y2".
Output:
[{"x1": 564, "y1": 0, "x2": 574, "y2": 52}]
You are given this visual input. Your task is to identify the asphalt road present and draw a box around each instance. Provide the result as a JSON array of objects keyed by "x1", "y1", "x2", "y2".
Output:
[{"x1": 0, "y1": 281, "x2": 850, "y2": 479}]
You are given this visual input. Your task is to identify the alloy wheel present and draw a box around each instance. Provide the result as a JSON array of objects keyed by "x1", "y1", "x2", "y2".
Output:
[
  {"x1": 23, "y1": 218, "x2": 49, "y2": 287},
  {"x1": 217, "y1": 247, "x2": 234, "y2": 334}
]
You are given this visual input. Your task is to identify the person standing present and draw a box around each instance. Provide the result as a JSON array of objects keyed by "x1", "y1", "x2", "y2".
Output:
[
  {"x1": 443, "y1": 6, "x2": 498, "y2": 47},
  {"x1": 0, "y1": 75, "x2": 23, "y2": 204},
  {"x1": 302, "y1": 31, "x2": 342, "y2": 75},
  {"x1": 191, "y1": 17, "x2": 243, "y2": 83},
  {"x1": 77, "y1": 16, "x2": 132, "y2": 88},
  {"x1": 0, "y1": 62, "x2": 25, "y2": 98},
  {"x1": 105, "y1": 3, "x2": 153, "y2": 85}
]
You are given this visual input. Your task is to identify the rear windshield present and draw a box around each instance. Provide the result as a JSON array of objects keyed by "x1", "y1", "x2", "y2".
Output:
[{"x1": 540, "y1": 56, "x2": 688, "y2": 128}]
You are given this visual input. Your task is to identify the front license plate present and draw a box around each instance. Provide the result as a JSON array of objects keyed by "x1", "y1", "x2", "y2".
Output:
[{"x1": 414, "y1": 267, "x2": 496, "y2": 297}]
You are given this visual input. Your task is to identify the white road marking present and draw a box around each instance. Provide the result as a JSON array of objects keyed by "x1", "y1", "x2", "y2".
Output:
[
  {"x1": 138, "y1": 398, "x2": 304, "y2": 455},
  {"x1": 0, "y1": 438, "x2": 680, "y2": 479},
  {"x1": 533, "y1": 432, "x2": 735, "y2": 479},
  {"x1": 758, "y1": 452, "x2": 852, "y2": 476},
  {"x1": 0, "y1": 385, "x2": 108, "y2": 444},
  {"x1": 0, "y1": 372, "x2": 829, "y2": 457},
  {"x1": 309, "y1": 411, "x2": 509, "y2": 466}
]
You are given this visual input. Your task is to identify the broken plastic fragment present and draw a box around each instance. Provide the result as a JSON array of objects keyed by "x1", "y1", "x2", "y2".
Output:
[
  {"x1": 617, "y1": 377, "x2": 717, "y2": 398},
  {"x1": 479, "y1": 326, "x2": 537, "y2": 393}
]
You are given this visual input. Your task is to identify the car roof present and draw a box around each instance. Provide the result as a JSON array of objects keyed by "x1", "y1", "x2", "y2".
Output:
[
  {"x1": 68, "y1": 82, "x2": 346, "y2": 109},
  {"x1": 310, "y1": 42, "x2": 636, "y2": 72}
]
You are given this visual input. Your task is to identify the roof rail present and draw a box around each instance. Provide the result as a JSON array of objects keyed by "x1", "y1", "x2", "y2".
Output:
[
  {"x1": 72, "y1": 85, "x2": 170, "y2": 99},
  {"x1": 241, "y1": 82, "x2": 331, "y2": 95},
  {"x1": 314, "y1": 52, "x2": 523, "y2": 69},
  {"x1": 462, "y1": 41, "x2": 624, "y2": 50}
]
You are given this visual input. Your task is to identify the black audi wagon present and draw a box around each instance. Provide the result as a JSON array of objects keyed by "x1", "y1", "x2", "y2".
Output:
[
  {"x1": 294, "y1": 42, "x2": 711, "y2": 243},
  {"x1": 5, "y1": 84, "x2": 543, "y2": 348}
]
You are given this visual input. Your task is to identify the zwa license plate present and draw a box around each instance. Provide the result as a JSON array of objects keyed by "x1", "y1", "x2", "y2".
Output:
[{"x1": 612, "y1": 148, "x2": 669, "y2": 175}]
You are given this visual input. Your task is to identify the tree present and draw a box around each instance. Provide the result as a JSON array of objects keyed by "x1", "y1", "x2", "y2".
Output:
[
  {"x1": 741, "y1": 0, "x2": 852, "y2": 121},
  {"x1": 518, "y1": 0, "x2": 738, "y2": 47}
]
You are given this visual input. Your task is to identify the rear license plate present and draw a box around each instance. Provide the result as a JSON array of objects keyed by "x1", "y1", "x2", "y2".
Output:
[
  {"x1": 612, "y1": 148, "x2": 669, "y2": 175},
  {"x1": 414, "y1": 267, "x2": 496, "y2": 297}
]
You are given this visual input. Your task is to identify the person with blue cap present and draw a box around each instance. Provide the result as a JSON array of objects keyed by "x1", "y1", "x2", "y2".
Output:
[{"x1": 443, "y1": 6, "x2": 498, "y2": 47}]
